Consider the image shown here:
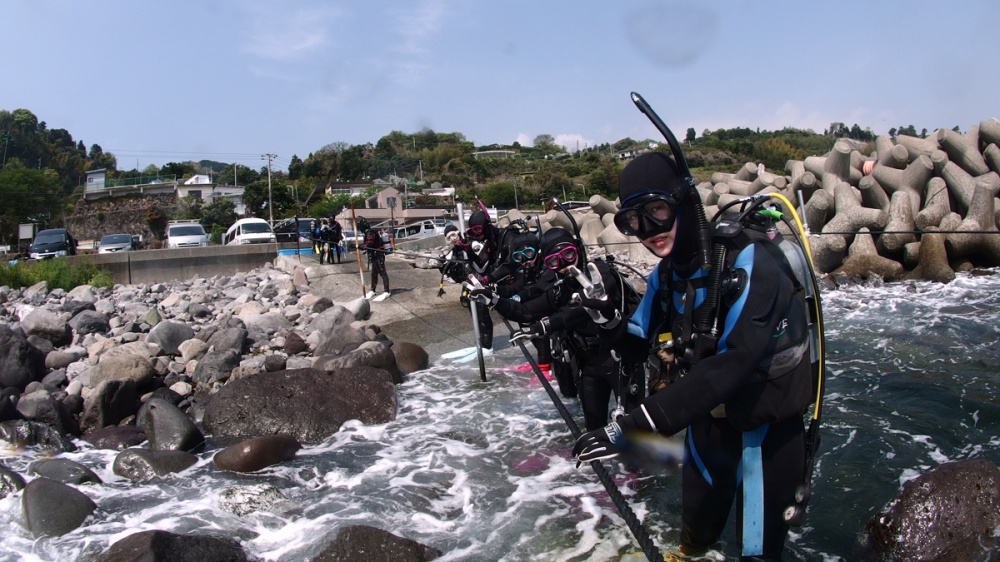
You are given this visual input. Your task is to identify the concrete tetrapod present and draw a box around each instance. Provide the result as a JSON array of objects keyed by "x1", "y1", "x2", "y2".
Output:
[
  {"x1": 835, "y1": 228, "x2": 904, "y2": 281},
  {"x1": 944, "y1": 177, "x2": 1000, "y2": 266},
  {"x1": 877, "y1": 191, "x2": 918, "y2": 256}
]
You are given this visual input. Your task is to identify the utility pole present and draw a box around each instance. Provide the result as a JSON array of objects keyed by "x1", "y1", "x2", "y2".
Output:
[
  {"x1": 1, "y1": 128, "x2": 12, "y2": 170},
  {"x1": 262, "y1": 153, "x2": 276, "y2": 225}
]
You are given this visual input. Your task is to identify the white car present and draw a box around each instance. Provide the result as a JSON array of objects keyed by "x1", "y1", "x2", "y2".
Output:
[
  {"x1": 223, "y1": 218, "x2": 276, "y2": 245},
  {"x1": 166, "y1": 223, "x2": 209, "y2": 249},
  {"x1": 98, "y1": 233, "x2": 135, "y2": 254}
]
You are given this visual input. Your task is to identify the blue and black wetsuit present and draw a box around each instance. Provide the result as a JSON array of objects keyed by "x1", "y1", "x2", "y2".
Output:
[{"x1": 620, "y1": 240, "x2": 810, "y2": 560}]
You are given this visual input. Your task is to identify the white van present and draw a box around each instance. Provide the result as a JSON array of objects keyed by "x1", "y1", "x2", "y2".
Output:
[
  {"x1": 393, "y1": 219, "x2": 453, "y2": 240},
  {"x1": 166, "y1": 221, "x2": 209, "y2": 249},
  {"x1": 223, "y1": 218, "x2": 276, "y2": 245}
]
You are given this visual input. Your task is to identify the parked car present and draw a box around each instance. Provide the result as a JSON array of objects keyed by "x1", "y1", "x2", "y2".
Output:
[
  {"x1": 393, "y1": 219, "x2": 454, "y2": 240},
  {"x1": 29, "y1": 228, "x2": 77, "y2": 259},
  {"x1": 98, "y1": 233, "x2": 135, "y2": 254},
  {"x1": 341, "y1": 230, "x2": 364, "y2": 251},
  {"x1": 166, "y1": 222, "x2": 209, "y2": 249},
  {"x1": 273, "y1": 217, "x2": 316, "y2": 243},
  {"x1": 223, "y1": 218, "x2": 276, "y2": 245}
]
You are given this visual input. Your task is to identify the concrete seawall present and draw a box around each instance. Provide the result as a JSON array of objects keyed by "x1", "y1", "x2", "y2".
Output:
[{"x1": 68, "y1": 244, "x2": 279, "y2": 285}]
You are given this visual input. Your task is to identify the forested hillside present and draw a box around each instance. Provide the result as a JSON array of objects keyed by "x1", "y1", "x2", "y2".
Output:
[{"x1": 2, "y1": 105, "x2": 939, "y2": 248}]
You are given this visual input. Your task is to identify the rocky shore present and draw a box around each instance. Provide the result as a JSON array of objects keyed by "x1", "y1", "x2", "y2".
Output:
[{"x1": 0, "y1": 252, "x2": 474, "y2": 560}]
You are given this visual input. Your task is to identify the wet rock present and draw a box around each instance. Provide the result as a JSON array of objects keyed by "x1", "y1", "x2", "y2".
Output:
[
  {"x1": 859, "y1": 458, "x2": 1000, "y2": 561},
  {"x1": 137, "y1": 397, "x2": 204, "y2": 452},
  {"x1": 218, "y1": 483, "x2": 294, "y2": 517},
  {"x1": 202, "y1": 367, "x2": 397, "y2": 444},
  {"x1": 81, "y1": 425, "x2": 147, "y2": 450},
  {"x1": 97, "y1": 529, "x2": 250, "y2": 562},
  {"x1": 314, "y1": 524, "x2": 442, "y2": 562},
  {"x1": 0, "y1": 463, "x2": 26, "y2": 499},
  {"x1": 28, "y1": 458, "x2": 102, "y2": 485},
  {"x1": 213, "y1": 434, "x2": 301, "y2": 472},
  {"x1": 0, "y1": 420, "x2": 76, "y2": 453},
  {"x1": 112, "y1": 448, "x2": 198, "y2": 481},
  {"x1": 21, "y1": 477, "x2": 97, "y2": 537}
]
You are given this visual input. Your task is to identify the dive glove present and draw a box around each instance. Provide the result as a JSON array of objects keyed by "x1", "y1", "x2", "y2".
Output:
[
  {"x1": 568, "y1": 263, "x2": 620, "y2": 326},
  {"x1": 464, "y1": 275, "x2": 499, "y2": 307},
  {"x1": 509, "y1": 318, "x2": 551, "y2": 345},
  {"x1": 572, "y1": 417, "x2": 632, "y2": 466}
]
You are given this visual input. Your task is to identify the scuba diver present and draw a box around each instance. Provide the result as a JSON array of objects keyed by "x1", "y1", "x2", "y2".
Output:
[
  {"x1": 358, "y1": 217, "x2": 391, "y2": 298},
  {"x1": 469, "y1": 227, "x2": 642, "y2": 431},
  {"x1": 571, "y1": 149, "x2": 822, "y2": 561},
  {"x1": 461, "y1": 209, "x2": 501, "y2": 350},
  {"x1": 318, "y1": 219, "x2": 335, "y2": 265}
]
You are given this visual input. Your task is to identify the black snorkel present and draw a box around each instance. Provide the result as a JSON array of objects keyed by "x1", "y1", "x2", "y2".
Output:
[
  {"x1": 630, "y1": 92, "x2": 711, "y2": 272},
  {"x1": 551, "y1": 198, "x2": 588, "y2": 267},
  {"x1": 631, "y1": 91, "x2": 718, "y2": 363}
]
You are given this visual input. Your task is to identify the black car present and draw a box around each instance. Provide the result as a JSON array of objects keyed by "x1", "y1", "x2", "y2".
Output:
[
  {"x1": 29, "y1": 228, "x2": 77, "y2": 259},
  {"x1": 274, "y1": 217, "x2": 316, "y2": 243}
]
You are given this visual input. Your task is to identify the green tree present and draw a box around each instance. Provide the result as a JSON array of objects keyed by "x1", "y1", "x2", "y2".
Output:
[
  {"x1": 201, "y1": 198, "x2": 237, "y2": 232},
  {"x1": 287, "y1": 154, "x2": 303, "y2": 180},
  {"x1": 686, "y1": 128, "x2": 697, "y2": 143},
  {"x1": 174, "y1": 195, "x2": 204, "y2": 221},
  {"x1": 0, "y1": 162, "x2": 57, "y2": 247},
  {"x1": 145, "y1": 205, "x2": 168, "y2": 240}
]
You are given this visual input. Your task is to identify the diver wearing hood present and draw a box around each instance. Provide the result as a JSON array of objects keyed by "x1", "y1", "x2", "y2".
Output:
[
  {"x1": 470, "y1": 227, "x2": 642, "y2": 429},
  {"x1": 461, "y1": 210, "x2": 501, "y2": 349},
  {"x1": 573, "y1": 151, "x2": 812, "y2": 560}
]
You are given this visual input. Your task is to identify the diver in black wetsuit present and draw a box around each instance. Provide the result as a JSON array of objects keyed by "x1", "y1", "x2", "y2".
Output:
[
  {"x1": 572, "y1": 152, "x2": 814, "y2": 560},
  {"x1": 469, "y1": 227, "x2": 641, "y2": 431}
]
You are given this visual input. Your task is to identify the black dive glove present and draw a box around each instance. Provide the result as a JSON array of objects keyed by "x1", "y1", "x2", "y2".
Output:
[
  {"x1": 567, "y1": 264, "x2": 621, "y2": 327},
  {"x1": 509, "y1": 317, "x2": 551, "y2": 345},
  {"x1": 572, "y1": 417, "x2": 633, "y2": 465},
  {"x1": 572, "y1": 405, "x2": 659, "y2": 467},
  {"x1": 464, "y1": 275, "x2": 499, "y2": 308}
]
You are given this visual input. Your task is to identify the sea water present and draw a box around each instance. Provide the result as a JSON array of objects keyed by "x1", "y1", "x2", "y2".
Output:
[{"x1": 2, "y1": 271, "x2": 1000, "y2": 561}]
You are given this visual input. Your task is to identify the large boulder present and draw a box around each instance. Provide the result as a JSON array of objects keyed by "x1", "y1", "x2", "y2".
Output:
[
  {"x1": 28, "y1": 458, "x2": 102, "y2": 485},
  {"x1": 314, "y1": 524, "x2": 441, "y2": 562},
  {"x1": 392, "y1": 341, "x2": 430, "y2": 375},
  {"x1": 314, "y1": 341, "x2": 401, "y2": 383},
  {"x1": 79, "y1": 379, "x2": 139, "y2": 433},
  {"x1": 81, "y1": 425, "x2": 147, "y2": 450},
  {"x1": 21, "y1": 477, "x2": 97, "y2": 537},
  {"x1": 19, "y1": 308, "x2": 71, "y2": 346},
  {"x1": 0, "y1": 420, "x2": 76, "y2": 454},
  {"x1": 137, "y1": 398, "x2": 205, "y2": 452},
  {"x1": 859, "y1": 458, "x2": 1000, "y2": 561},
  {"x1": 201, "y1": 367, "x2": 397, "y2": 444},
  {"x1": 0, "y1": 324, "x2": 46, "y2": 390},
  {"x1": 146, "y1": 321, "x2": 195, "y2": 356},
  {"x1": 97, "y1": 529, "x2": 250, "y2": 562}
]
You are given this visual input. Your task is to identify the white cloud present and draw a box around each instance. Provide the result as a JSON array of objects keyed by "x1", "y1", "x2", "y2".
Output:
[
  {"x1": 515, "y1": 133, "x2": 532, "y2": 146},
  {"x1": 241, "y1": 4, "x2": 341, "y2": 61},
  {"x1": 553, "y1": 133, "x2": 594, "y2": 153}
]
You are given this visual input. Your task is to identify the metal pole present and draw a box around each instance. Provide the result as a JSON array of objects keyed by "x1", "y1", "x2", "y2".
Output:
[
  {"x1": 457, "y1": 203, "x2": 487, "y2": 382},
  {"x1": 262, "y1": 153, "x2": 276, "y2": 225},
  {"x1": 350, "y1": 203, "x2": 367, "y2": 298}
]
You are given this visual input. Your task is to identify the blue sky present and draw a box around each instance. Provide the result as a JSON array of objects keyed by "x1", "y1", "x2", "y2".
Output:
[{"x1": 4, "y1": 1, "x2": 998, "y2": 172}]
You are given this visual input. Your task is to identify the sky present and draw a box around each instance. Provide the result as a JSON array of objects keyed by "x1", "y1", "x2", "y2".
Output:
[{"x1": 4, "y1": 0, "x2": 999, "y2": 173}]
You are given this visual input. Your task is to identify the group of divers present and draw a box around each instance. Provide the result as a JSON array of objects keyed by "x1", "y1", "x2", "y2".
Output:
[{"x1": 323, "y1": 98, "x2": 828, "y2": 561}]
